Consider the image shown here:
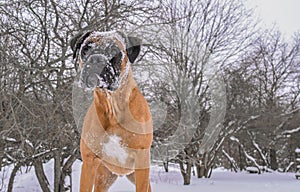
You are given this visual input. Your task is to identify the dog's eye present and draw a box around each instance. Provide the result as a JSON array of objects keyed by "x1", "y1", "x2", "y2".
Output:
[
  {"x1": 110, "y1": 47, "x2": 119, "y2": 57},
  {"x1": 81, "y1": 43, "x2": 92, "y2": 57},
  {"x1": 106, "y1": 44, "x2": 120, "y2": 58},
  {"x1": 110, "y1": 52, "x2": 122, "y2": 65}
]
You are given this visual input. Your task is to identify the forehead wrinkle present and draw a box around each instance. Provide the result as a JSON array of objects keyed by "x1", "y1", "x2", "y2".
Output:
[{"x1": 84, "y1": 35, "x2": 126, "y2": 52}]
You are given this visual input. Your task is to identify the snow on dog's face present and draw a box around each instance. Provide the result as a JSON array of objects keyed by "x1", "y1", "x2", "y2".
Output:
[{"x1": 71, "y1": 31, "x2": 141, "y2": 91}]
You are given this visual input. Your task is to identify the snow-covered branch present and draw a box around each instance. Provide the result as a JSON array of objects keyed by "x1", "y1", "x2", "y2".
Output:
[
  {"x1": 230, "y1": 136, "x2": 261, "y2": 173},
  {"x1": 222, "y1": 149, "x2": 238, "y2": 172},
  {"x1": 282, "y1": 127, "x2": 300, "y2": 135}
]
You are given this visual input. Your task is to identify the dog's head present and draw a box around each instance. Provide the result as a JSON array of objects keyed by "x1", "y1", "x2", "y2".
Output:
[{"x1": 70, "y1": 31, "x2": 141, "y2": 91}]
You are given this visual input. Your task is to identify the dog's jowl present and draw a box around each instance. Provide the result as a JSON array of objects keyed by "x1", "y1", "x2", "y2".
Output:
[{"x1": 71, "y1": 31, "x2": 153, "y2": 192}]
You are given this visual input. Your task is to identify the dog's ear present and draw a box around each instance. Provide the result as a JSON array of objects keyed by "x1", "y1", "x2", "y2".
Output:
[
  {"x1": 117, "y1": 31, "x2": 141, "y2": 63},
  {"x1": 126, "y1": 36, "x2": 141, "y2": 63},
  {"x1": 70, "y1": 31, "x2": 92, "y2": 60}
]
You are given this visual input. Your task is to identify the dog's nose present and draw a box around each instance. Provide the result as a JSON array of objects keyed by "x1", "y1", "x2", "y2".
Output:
[{"x1": 85, "y1": 54, "x2": 108, "y2": 74}]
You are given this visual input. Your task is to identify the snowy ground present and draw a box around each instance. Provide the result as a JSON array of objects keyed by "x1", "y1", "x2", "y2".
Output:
[{"x1": 1, "y1": 160, "x2": 299, "y2": 192}]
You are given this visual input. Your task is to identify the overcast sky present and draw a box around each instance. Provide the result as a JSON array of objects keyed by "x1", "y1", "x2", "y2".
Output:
[{"x1": 245, "y1": 0, "x2": 300, "y2": 39}]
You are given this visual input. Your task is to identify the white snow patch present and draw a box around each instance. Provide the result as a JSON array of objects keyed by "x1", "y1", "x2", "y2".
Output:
[
  {"x1": 245, "y1": 153, "x2": 257, "y2": 163},
  {"x1": 3, "y1": 137, "x2": 17, "y2": 142},
  {"x1": 230, "y1": 136, "x2": 240, "y2": 142},
  {"x1": 246, "y1": 166, "x2": 260, "y2": 173},
  {"x1": 25, "y1": 139, "x2": 34, "y2": 148},
  {"x1": 1, "y1": 161, "x2": 300, "y2": 192},
  {"x1": 102, "y1": 135, "x2": 128, "y2": 165},
  {"x1": 252, "y1": 140, "x2": 268, "y2": 163},
  {"x1": 283, "y1": 127, "x2": 300, "y2": 134},
  {"x1": 222, "y1": 149, "x2": 235, "y2": 162}
]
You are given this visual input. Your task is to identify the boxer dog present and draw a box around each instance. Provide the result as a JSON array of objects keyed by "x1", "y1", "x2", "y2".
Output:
[{"x1": 71, "y1": 31, "x2": 153, "y2": 192}]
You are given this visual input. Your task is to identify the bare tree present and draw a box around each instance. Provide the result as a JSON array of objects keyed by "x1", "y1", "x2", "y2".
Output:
[
  {"x1": 0, "y1": 0, "x2": 158, "y2": 190},
  {"x1": 135, "y1": 0, "x2": 257, "y2": 184},
  {"x1": 221, "y1": 30, "x2": 300, "y2": 173}
]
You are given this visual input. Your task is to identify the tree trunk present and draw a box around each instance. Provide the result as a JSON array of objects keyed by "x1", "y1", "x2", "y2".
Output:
[
  {"x1": 54, "y1": 150, "x2": 62, "y2": 192},
  {"x1": 60, "y1": 153, "x2": 78, "y2": 191},
  {"x1": 0, "y1": 139, "x2": 4, "y2": 171},
  {"x1": 163, "y1": 159, "x2": 169, "y2": 172},
  {"x1": 7, "y1": 163, "x2": 21, "y2": 192},
  {"x1": 196, "y1": 163, "x2": 200, "y2": 178},
  {"x1": 197, "y1": 164, "x2": 212, "y2": 178},
  {"x1": 0, "y1": 151, "x2": 3, "y2": 171},
  {"x1": 196, "y1": 153, "x2": 212, "y2": 178},
  {"x1": 34, "y1": 159, "x2": 51, "y2": 192},
  {"x1": 197, "y1": 164, "x2": 206, "y2": 178},
  {"x1": 205, "y1": 167, "x2": 212, "y2": 178},
  {"x1": 239, "y1": 145, "x2": 245, "y2": 171},
  {"x1": 270, "y1": 148, "x2": 278, "y2": 170},
  {"x1": 179, "y1": 161, "x2": 192, "y2": 185}
]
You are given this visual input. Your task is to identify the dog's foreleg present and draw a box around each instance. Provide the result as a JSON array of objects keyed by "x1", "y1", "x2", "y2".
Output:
[
  {"x1": 93, "y1": 163, "x2": 117, "y2": 192},
  {"x1": 133, "y1": 168, "x2": 151, "y2": 192},
  {"x1": 80, "y1": 140, "x2": 101, "y2": 192}
]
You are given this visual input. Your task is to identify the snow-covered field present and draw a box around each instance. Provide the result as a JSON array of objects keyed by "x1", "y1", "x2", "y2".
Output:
[{"x1": 1, "y1": 160, "x2": 299, "y2": 192}]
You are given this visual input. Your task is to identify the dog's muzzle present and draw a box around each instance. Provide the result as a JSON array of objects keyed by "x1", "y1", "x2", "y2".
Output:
[
  {"x1": 80, "y1": 46, "x2": 122, "y2": 91},
  {"x1": 81, "y1": 53, "x2": 107, "y2": 88}
]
